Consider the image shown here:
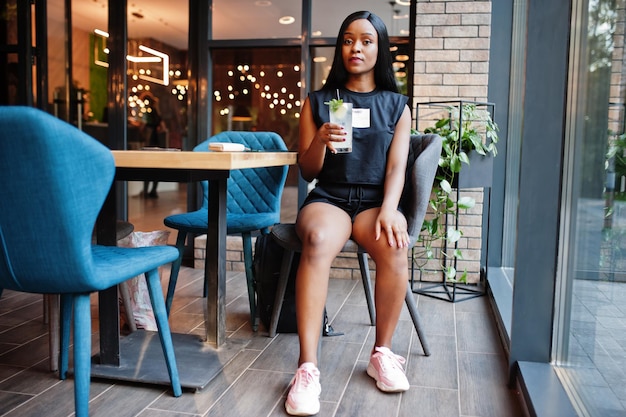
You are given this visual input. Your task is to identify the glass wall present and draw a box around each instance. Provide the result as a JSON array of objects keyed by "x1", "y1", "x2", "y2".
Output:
[
  {"x1": 1, "y1": 0, "x2": 20, "y2": 105},
  {"x1": 126, "y1": 2, "x2": 189, "y2": 152},
  {"x1": 211, "y1": 47, "x2": 301, "y2": 150},
  {"x1": 555, "y1": 0, "x2": 626, "y2": 415}
]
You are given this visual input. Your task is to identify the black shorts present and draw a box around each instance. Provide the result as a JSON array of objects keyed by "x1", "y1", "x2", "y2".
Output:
[{"x1": 301, "y1": 183, "x2": 385, "y2": 221}]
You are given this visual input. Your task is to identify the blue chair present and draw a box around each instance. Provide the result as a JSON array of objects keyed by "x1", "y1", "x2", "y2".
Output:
[
  {"x1": 164, "y1": 131, "x2": 289, "y2": 330},
  {"x1": 0, "y1": 106, "x2": 182, "y2": 417}
]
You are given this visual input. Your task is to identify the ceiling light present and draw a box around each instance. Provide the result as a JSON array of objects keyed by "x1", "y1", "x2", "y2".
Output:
[
  {"x1": 395, "y1": 0, "x2": 410, "y2": 5},
  {"x1": 254, "y1": 0, "x2": 272, "y2": 6},
  {"x1": 396, "y1": 54, "x2": 409, "y2": 61},
  {"x1": 137, "y1": 44, "x2": 170, "y2": 86},
  {"x1": 126, "y1": 55, "x2": 161, "y2": 63},
  {"x1": 313, "y1": 56, "x2": 327, "y2": 63},
  {"x1": 279, "y1": 16, "x2": 295, "y2": 25}
]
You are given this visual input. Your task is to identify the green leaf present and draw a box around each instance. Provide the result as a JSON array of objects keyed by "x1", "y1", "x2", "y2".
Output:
[
  {"x1": 440, "y1": 179, "x2": 452, "y2": 194},
  {"x1": 454, "y1": 248, "x2": 464, "y2": 259},
  {"x1": 435, "y1": 117, "x2": 450, "y2": 129},
  {"x1": 457, "y1": 196, "x2": 475, "y2": 209},
  {"x1": 459, "y1": 151, "x2": 470, "y2": 165},
  {"x1": 450, "y1": 155, "x2": 462, "y2": 173},
  {"x1": 430, "y1": 219, "x2": 439, "y2": 235},
  {"x1": 447, "y1": 227, "x2": 461, "y2": 243},
  {"x1": 445, "y1": 266, "x2": 457, "y2": 280},
  {"x1": 468, "y1": 133, "x2": 484, "y2": 152},
  {"x1": 324, "y1": 98, "x2": 344, "y2": 113}
]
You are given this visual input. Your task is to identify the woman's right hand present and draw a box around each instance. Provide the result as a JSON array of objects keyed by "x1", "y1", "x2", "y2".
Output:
[
  {"x1": 299, "y1": 98, "x2": 345, "y2": 181},
  {"x1": 316, "y1": 122, "x2": 346, "y2": 154}
]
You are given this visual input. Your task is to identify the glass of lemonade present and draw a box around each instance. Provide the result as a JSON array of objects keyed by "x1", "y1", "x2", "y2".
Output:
[{"x1": 328, "y1": 102, "x2": 353, "y2": 153}]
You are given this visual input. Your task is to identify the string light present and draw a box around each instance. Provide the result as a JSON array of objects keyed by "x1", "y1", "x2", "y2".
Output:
[{"x1": 214, "y1": 62, "x2": 302, "y2": 119}]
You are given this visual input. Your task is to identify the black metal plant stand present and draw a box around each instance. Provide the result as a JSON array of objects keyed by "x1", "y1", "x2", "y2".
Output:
[
  {"x1": 410, "y1": 100, "x2": 494, "y2": 302},
  {"x1": 410, "y1": 185, "x2": 490, "y2": 303}
]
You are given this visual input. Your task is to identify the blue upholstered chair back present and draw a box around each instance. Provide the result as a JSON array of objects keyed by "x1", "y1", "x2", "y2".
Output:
[
  {"x1": 0, "y1": 106, "x2": 115, "y2": 293},
  {"x1": 196, "y1": 131, "x2": 289, "y2": 219}
]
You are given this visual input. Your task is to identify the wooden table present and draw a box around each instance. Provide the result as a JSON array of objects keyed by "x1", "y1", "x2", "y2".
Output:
[{"x1": 92, "y1": 149, "x2": 297, "y2": 389}]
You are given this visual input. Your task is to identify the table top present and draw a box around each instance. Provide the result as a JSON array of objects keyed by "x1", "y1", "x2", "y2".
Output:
[{"x1": 111, "y1": 150, "x2": 297, "y2": 170}]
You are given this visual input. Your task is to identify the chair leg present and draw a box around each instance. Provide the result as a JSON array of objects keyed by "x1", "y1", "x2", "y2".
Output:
[
  {"x1": 358, "y1": 252, "x2": 376, "y2": 326},
  {"x1": 358, "y1": 251, "x2": 430, "y2": 356},
  {"x1": 43, "y1": 294, "x2": 49, "y2": 324},
  {"x1": 59, "y1": 294, "x2": 72, "y2": 380},
  {"x1": 47, "y1": 294, "x2": 60, "y2": 372},
  {"x1": 405, "y1": 283, "x2": 431, "y2": 356},
  {"x1": 241, "y1": 232, "x2": 259, "y2": 331},
  {"x1": 269, "y1": 248, "x2": 295, "y2": 337},
  {"x1": 73, "y1": 294, "x2": 92, "y2": 417},
  {"x1": 145, "y1": 269, "x2": 182, "y2": 397},
  {"x1": 166, "y1": 231, "x2": 187, "y2": 316}
]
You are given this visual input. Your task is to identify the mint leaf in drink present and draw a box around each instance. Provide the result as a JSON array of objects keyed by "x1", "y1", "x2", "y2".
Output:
[{"x1": 325, "y1": 98, "x2": 344, "y2": 114}]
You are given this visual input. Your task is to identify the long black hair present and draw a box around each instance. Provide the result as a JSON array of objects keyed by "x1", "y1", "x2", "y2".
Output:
[{"x1": 323, "y1": 11, "x2": 398, "y2": 93}]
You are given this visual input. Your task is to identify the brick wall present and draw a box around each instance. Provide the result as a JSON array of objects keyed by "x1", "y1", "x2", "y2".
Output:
[
  {"x1": 410, "y1": 1, "x2": 493, "y2": 284},
  {"x1": 413, "y1": 1, "x2": 492, "y2": 106}
]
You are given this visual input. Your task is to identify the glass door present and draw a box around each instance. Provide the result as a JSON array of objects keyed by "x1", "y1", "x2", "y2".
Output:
[
  {"x1": 555, "y1": 0, "x2": 626, "y2": 415},
  {"x1": 0, "y1": 0, "x2": 46, "y2": 108}
]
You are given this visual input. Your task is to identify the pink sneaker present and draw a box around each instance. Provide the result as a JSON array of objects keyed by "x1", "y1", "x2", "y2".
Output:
[
  {"x1": 285, "y1": 362, "x2": 321, "y2": 416},
  {"x1": 366, "y1": 346, "x2": 410, "y2": 392}
]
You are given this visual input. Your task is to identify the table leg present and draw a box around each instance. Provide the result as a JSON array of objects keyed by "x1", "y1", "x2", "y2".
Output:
[
  {"x1": 91, "y1": 173, "x2": 245, "y2": 389},
  {"x1": 204, "y1": 178, "x2": 227, "y2": 346},
  {"x1": 96, "y1": 185, "x2": 121, "y2": 366}
]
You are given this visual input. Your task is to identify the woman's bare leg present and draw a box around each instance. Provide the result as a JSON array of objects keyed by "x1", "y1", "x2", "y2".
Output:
[
  {"x1": 351, "y1": 208, "x2": 408, "y2": 350},
  {"x1": 295, "y1": 202, "x2": 352, "y2": 366}
]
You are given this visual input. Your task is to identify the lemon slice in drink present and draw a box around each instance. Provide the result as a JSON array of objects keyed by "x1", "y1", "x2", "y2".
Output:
[{"x1": 331, "y1": 103, "x2": 347, "y2": 120}]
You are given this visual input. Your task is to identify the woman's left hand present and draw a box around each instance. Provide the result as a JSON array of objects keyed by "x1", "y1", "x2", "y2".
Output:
[{"x1": 376, "y1": 209, "x2": 409, "y2": 248}]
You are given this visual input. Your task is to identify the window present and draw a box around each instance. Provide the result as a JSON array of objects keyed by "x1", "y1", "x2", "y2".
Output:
[{"x1": 554, "y1": 0, "x2": 626, "y2": 415}]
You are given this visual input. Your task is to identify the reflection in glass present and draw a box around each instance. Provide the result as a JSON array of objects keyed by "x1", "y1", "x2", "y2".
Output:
[
  {"x1": 557, "y1": 1, "x2": 626, "y2": 415},
  {"x1": 127, "y1": 3, "x2": 188, "y2": 152}
]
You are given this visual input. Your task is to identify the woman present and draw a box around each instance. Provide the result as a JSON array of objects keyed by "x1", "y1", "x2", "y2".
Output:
[{"x1": 286, "y1": 10, "x2": 412, "y2": 416}]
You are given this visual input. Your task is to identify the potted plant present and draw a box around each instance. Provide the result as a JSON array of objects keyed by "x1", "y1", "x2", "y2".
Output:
[{"x1": 414, "y1": 101, "x2": 499, "y2": 285}]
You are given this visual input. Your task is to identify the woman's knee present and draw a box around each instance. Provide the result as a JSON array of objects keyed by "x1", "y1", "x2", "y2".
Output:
[
  {"x1": 369, "y1": 247, "x2": 409, "y2": 272},
  {"x1": 296, "y1": 206, "x2": 351, "y2": 250},
  {"x1": 299, "y1": 227, "x2": 328, "y2": 247},
  {"x1": 299, "y1": 227, "x2": 348, "y2": 256}
]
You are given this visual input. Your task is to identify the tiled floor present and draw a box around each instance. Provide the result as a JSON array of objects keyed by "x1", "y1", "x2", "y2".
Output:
[{"x1": 0, "y1": 186, "x2": 525, "y2": 417}]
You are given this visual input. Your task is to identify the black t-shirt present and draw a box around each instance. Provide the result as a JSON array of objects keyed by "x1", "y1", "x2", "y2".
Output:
[{"x1": 309, "y1": 88, "x2": 408, "y2": 186}]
